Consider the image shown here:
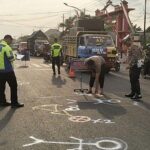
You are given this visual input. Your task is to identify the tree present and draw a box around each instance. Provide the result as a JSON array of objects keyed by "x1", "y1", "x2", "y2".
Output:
[
  {"x1": 133, "y1": 24, "x2": 142, "y2": 32},
  {"x1": 146, "y1": 26, "x2": 150, "y2": 32},
  {"x1": 59, "y1": 16, "x2": 77, "y2": 33}
]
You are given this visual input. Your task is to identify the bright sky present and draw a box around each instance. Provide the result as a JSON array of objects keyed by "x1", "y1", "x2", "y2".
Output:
[{"x1": 0, "y1": 0, "x2": 149, "y2": 39}]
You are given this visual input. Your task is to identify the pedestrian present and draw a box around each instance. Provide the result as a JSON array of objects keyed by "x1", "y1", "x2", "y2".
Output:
[
  {"x1": 0, "y1": 35, "x2": 24, "y2": 108},
  {"x1": 51, "y1": 38, "x2": 62, "y2": 75},
  {"x1": 122, "y1": 35, "x2": 142, "y2": 100},
  {"x1": 143, "y1": 43, "x2": 150, "y2": 78},
  {"x1": 84, "y1": 55, "x2": 106, "y2": 95}
]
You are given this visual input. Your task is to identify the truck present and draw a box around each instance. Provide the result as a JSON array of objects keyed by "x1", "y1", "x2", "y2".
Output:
[
  {"x1": 27, "y1": 39, "x2": 49, "y2": 56},
  {"x1": 62, "y1": 18, "x2": 119, "y2": 72},
  {"x1": 18, "y1": 42, "x2": 28, "y2": 53}
]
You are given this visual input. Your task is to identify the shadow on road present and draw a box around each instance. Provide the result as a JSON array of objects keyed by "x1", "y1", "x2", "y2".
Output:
[
  {"x1": 0, "y1": 108, "x2": 16, "y2": 131},
  {"x1": 139, "y1": 101, "x2": 150, "y2": 111},
  {"x1": 77, "y1": 99, "x2": 127, "y2": 120},
  {"x1": 51, "y1": 75, "x2": 67, "y2": 88}
]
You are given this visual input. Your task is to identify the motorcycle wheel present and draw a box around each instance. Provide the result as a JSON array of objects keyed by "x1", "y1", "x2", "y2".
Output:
[{"x1": 115, "y1": 62, "x2": 120, "y2": 72}]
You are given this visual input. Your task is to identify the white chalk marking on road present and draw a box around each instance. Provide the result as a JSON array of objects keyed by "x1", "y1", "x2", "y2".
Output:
[
  {"x1": 32, "y1": 104, "x2": 72, "y2": 117},
  {"x1": 66, "y1": 99, "x2": 77, "y2": 104},
  {"x1": 133, "y1": 101, "x2": 150, "y2": 113},
  {"x1": 65, "y1": 105, "x2": 80, "y2": 112},
  {"x1": 23, "y1": 136, "x2": 128, "y2": 150},
  {"x1": 74, "y1": 92, "x2": 93, "y2": 96},
  {"x1": 31, "y1": 63, "x2": 41, "y2": 68},
  {"x1": 36, "y1": 96, "x2": 62, "y2": 99},
  {"x1": 94, "y1": 99, "x2": 121, "y2": 104},
  {"x1": 40, "y1": 64, "x2": 50, "y2": 67},
  {"x1": 18, "y1": 81, "x2": 30, "y2": 86},
  {"x1": 68, "y1": 116, "x2": 91, "y2": 123},
  {"x1": 91, "y1": 119, "x2": 115, "y2": 124},
  {"x1": 32, "y1": 104, "x2": 62, "y2": 111}
]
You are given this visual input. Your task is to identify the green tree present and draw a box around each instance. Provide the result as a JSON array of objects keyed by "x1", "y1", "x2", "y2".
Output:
[
  {"x1": 59, "y1": 16, "x2": 77, "y2": 33},
  {"x1": 133, "y1": 24, "x2": 142, "y2": 32},
  {"x1": 146, "y1": 26, "x2": 150, "y2": 32}
]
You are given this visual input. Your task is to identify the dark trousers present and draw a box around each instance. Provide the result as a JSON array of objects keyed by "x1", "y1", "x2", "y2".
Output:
[
  {"x1": 129, "y1": 66, "x2": 141, "y2": 95},
  {"x1": 144, "y1": 61, "x2": 150, "y2": 75},
  {"x1": 0, "y1": 71, "x2": 18, "y2": 104},
  {"x1": 89, "y1": 64, "x2": 105, "y2": 88},
  {"x1": 52, "y1": 57, "x2": 60, "y2": 74}
]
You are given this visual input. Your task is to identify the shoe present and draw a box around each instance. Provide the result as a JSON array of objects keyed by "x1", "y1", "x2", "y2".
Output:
[
  {"x1": 131, "y1": 94, "x2": 142, "y2": 100},
  {"x1": 11, "y1": 103, "x2": 24, "y2": 108},
  {"x1": 0, "y1": 102, "x2": 11, "y2": 107},
  {"x1": 125, "y1": 93, "x2": 134, "y2": 97}
]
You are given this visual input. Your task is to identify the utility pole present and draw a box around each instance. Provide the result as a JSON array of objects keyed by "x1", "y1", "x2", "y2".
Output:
[{"x1": 144, "y1": 0, "x2": 147, "y2": 47}]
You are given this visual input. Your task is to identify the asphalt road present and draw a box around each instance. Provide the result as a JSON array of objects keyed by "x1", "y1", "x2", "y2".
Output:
[{"x1": 0, "y1": 57, "x2": 150, "y2": 150}]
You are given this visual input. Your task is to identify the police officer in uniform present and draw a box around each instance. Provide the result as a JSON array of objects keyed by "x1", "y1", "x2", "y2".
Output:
[
  {"x1": 51, "y1": 38, "x2": 62, "y2": 75},
  {"x1": 122, "y1": 35, "x2": 142, "y2": 100},
  {"x1": 0, "y1": 35, "x2": 24, "y2": 108}
]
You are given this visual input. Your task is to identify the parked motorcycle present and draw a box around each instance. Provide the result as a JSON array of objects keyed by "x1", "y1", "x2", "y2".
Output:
[
  {"x1": 141, "y1": 59, "x2": 150, "y2": 79},
  {"x1": 114, "y1": 53, "x2": 121, "y2": 72}
]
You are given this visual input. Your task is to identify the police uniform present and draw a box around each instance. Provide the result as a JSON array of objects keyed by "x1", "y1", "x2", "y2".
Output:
[
  {"x1": 126, "y1": 44, "x2": 142, "y2": 99},
  {"x1": 0, "y1": 36, "x2": 24, "y2": 107},
  {"x1": 51, "y1": 42, "x2": 62, "y2": 75}
]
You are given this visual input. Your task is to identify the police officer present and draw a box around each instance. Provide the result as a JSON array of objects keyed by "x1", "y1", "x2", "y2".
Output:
[
  {"x1": 122, "y1": 35, "x2": 142, "y2": 100},
  {"x1": 143, "y1": 43, "x2": 150, "y2": 78},
  {"x1": 84, "y1": 55, "x2": 106, "y2": 95},
  {"x1": 0, "y1": 35, "x2": 24, "y2": 108},
  {"x1": 51, "y1": 38, "x2": 62, "y2": 75}
]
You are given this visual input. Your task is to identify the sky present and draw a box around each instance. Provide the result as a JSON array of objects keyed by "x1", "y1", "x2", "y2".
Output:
[{"x1": 0, "y1": 0, "x2": 149, "y2": 39}]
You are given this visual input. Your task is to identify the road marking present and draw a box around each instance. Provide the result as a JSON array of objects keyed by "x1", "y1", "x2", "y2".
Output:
[
  {"x1": 23, "y1": 136, "x2": 128, "y2": 150},
  {"x1": 91, "y1": 119, "x2": 115, "y2": 124},
  {"x1": 66, "y1": 99, "x2": 77, "y2": 104},
  {"x1": 68, "y1": 116, "x2": 91, "y2": 123},
  {"x1": 18, "y1": 81, "x2": 30, "y2": 86},
  {"x1": 65, "y1": 105, "x2": 80, "y2": 111},
  {"x1": 40, "y1": 64, "x2": 50, "y2": 67},
  {"x1": 31, "y1": 63, "x2": 41, "y2": 68},
  {"x1": 94, "y1": 99, "x2": 121, "y2": 104}
]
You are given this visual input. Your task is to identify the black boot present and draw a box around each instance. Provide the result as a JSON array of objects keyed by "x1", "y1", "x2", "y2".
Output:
[
  {"x1": 11, "y1": 102, "x2": 24, "y2": 108},
  {"x1": 125, "y1": 93, "x2": 134, "y2": 97}
]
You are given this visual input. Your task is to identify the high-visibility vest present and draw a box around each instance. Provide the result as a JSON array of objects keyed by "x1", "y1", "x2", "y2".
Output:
[
  {"x1": 51, "y1": 43, "x2": 62, "y2": 57},
  {"x1": 0, "y1": 40, "x2": 15, "y2": 71}
]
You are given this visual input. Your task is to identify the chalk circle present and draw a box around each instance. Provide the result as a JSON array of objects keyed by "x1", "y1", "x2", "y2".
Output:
[
  {"x1": 68, "y1": 116, "x2": 91, "y2": 123},
  {"x1": 95, "y1": 137, "x2": 128, "y2": 150},
  {"x1": 105, "y1": 99, "x2": 121, "y2": 104}
]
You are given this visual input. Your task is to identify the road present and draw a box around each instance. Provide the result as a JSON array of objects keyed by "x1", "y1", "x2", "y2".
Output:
[{"x1": 0, "y1": 57, "x2": 150, "y2": 150}]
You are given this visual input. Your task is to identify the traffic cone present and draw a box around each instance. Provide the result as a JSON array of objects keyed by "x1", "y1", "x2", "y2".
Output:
[{"x1": 68, "y1": 67, "x2": 75, "y2": 78}]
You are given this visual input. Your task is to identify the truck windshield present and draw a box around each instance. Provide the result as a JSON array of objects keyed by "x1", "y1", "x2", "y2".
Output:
[{"x1": 85, "y1": 35, "x2": 114, "y2": 47}]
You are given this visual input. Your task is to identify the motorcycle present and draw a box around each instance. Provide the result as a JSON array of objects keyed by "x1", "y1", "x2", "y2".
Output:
[
  {"x1": 43, "y1": 52, "x2": 51, "y2": 63},
  {"x1": 141, "y1": 59, "x2": 150, "y2": 79},
  {"x1": 114, "y1": 53, "x2": 121, "y2": 72}
]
